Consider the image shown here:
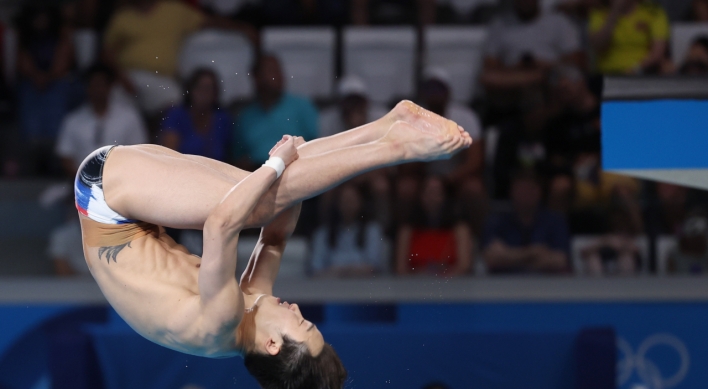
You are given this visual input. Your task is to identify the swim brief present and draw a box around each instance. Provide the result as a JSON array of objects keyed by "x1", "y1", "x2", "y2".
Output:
[{"x1": 74, "y1": 146, "x2": 136, "y2": 225}]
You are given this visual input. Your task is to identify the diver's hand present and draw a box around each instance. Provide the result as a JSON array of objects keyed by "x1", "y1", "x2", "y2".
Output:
[{"x1": 269, "y1": 135, "x2": 299, "y2": 166}]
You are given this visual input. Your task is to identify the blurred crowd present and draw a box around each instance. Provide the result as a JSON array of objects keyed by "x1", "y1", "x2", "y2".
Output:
[{"x1": 0, "y1": 0, "x2": 707, "y2": 278}]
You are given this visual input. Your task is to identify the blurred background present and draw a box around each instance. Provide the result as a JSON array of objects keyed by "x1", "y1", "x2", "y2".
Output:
[{"x1": 0, "y1": 0, "x2": 708, "y2": 388}]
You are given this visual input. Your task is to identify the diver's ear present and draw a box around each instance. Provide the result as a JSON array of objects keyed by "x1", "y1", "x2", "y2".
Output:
[{"x1": 265, "y1": 337, "x2": 281, "y2": 356}]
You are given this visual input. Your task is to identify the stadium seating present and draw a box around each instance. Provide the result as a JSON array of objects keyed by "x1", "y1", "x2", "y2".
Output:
[
  {"x1": 444, "y1": 0, "x2": 499, "y2": 15},
  {"x1": 656, "y1": 235, "x2": 678, "y2": 276},
  {"x1": 671, "y1": 23, "x2": 708, "y2": 68},
  {"x1": 73, "y1": 29, "x2": 99, "y2": 71},
  {"x1": 237, "y1": 236, "x2": 309, "y2": 278},
  {"x1": 0, "y1": 181, "x2": 63, "y2": 276},
  {"x1": 424, "y1": 26, "x2": 488, "y2": 103},
  {"x1": 178, "y1": 29, "x2": 255, "y2": 105},
  {"x1": 262, "y1": 27, "x2": 336, "y2": 100},
  {"x1": 343, "y1": 26, "x2": 416, "y2": 104},
  {"x1": 541, "y1": 0, "x2": 568, "y2": 13},
  {"x1": 571, "y1": 235, "x2": 650, "y2": 276},
  {"x1": 3, "y1": 27, "x2": 16, "y2": 85}
]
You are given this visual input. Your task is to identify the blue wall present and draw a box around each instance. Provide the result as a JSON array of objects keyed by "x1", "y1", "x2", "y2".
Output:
[{"x1": 0, "y1": 302, "x2": 705, "y2": 389}]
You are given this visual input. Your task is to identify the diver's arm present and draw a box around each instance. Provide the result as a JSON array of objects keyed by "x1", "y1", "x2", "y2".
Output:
[
  {"x1": 240, "y1": 204, "x2": 302, "y2": 296},
  {"x1": 197, "y1": 138, "x2": 297, "y2": 331}
]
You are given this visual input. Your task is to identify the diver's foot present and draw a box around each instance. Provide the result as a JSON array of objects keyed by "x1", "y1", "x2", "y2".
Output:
[
  {"x1": 387, "y1": 100, "x2": 472, "y2": 148},
  {"x1": 381, "y1": 120, "x2": 468, "y2": 162}
]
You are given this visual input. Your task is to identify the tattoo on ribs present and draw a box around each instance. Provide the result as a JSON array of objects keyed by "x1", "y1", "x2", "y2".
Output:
[{"x1": 98, "y1": 242, "x2": 131, "y2": 264}]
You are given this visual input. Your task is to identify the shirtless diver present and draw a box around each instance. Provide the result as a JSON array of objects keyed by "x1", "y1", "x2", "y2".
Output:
[{"x1": 75, "y1": 101, "x2": 472, "y2": 389}]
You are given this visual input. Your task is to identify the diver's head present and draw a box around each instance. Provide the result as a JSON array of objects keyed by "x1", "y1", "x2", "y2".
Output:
[{"x1": 238, "y1": 295, "x2": 347, "y2": 389}]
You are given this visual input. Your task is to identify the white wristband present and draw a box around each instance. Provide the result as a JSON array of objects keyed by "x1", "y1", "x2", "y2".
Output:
[{"x1": 263, "y1": 157, "x2": 285, "y2": 178}]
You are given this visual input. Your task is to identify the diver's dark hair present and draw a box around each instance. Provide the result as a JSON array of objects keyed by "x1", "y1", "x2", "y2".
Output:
[{"x1": 244, "y1": 336, "x2": 347, "y2": 389}]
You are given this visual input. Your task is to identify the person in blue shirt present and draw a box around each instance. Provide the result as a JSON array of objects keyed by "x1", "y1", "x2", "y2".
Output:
[
  {"x1": 161, "y1": 68, "x2": 232, "y2": 161},
  {"x1": 482, "y1": 169, "x2": 570, "y2": 274},
  {"x1": 234, "y1": 54, "x2": 318, "y2": 168}
]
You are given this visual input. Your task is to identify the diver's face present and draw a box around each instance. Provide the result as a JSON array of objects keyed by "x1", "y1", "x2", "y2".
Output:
[{"x1": 253, "y1": 296, "x2": 325, "y2": 357}]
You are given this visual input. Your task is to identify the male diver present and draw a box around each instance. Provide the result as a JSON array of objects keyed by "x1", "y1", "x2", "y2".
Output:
[{"x1": 75, "y1": 101, "x2": 471, "y2": 388}]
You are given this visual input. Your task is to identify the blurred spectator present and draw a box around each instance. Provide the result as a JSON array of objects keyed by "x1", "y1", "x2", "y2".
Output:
[
  {"x1": 481, "y1": 0, "x2": 582, "y2": 115},
  {"x1": 16, "y1": 4, "x2": 76, "y2": 174},
  {"x1": 319, "y1": 75, "x2": 387, "y2": 138},
  {"x1": 547, "y1": 172, "x2": 575, "y2": 218},
  {"x1": 258, "y1": 0, "x2": 349, "y2": 26},
  {"x1": 688, "y1": 0, "x2": 708, "y2": 21},
  {"x1": 319, "y1": 75, "x2": 391, "y2": 228},
  {"x1": 575, "y1": 167, "x2": 640, "y2": 208},
  {"x1": 668, "y1": 210, "x2": 708, "y2": 274},
  {"x1": 434, "y1": 0, "x2": 501, "y2": 24},
  {"x1": 199, "y1": 0, "x2": 252, "y2": 17},
  {"x1": 202, "y1": 0, "x2": 344, "y2": 25},
  {"x1": 103, "y1": 0, "x2": 254, "y2": 114},
  {"x1": 68, "y1": 0, "x2": 117, "y2": 31},
  {"x1": 160, "y1": 68, "x2": 231, "y2": 161},
  {"x1": 418, "y1": 67, "x2": 487, "y2": 243},
  {"x1": 491, "y1": 61, "x2": 599, "y2": 200},
  {"x1": 645, "y1": 183, "x2": 691, "y2": 237},
  {"x1": 574, "y1": 161, "x2": 644, "y2": 230},
  {"x1": 0, "y1": 19, "x2": 18, "y2": 177},
  {"x1": 580, "y1": 185, "x2": 645, "y2": 276},
  {"x1": 588, "y1": 0, "x2": 670, "y2": 75},
  {"x1": 581, "y1": 235, "x2": 640, "y2": 276},
  {"x1": 421, "y1": 67, "x2": 484, "y2": 182},
  {"x1": 492, "y1": 117, "x2": 549, "y2": 199},
  {"x1": 482, "y1": 170, "x2": 570, "y2": 274},
  {"x1": 678, "y1": 36, "x2": 708, "y2": 75},
  {"x1": 494, "y1": 66, "x2": 601, "y2": 202},
  {"x1": 529, "y1": 66, "x2": 600, "y2": 172},
  {"x1": 457, "y1": 176, "x2": 489, "y2": 240},
  {"x1": 311, "y1": 184, "x2": 386, "y2": 277},
  {"x1": 233, "y1": 54, "x2": 318, "y2": 168},
  {"x1": 351, "y1": 0, "x2": 436, "y2": 25},
  {"x1": 56, "y1": 65, "x2": 147, "y2": 178},
  {"x1": 396, "y1": 176, "x2": 473, "y2": 276}
]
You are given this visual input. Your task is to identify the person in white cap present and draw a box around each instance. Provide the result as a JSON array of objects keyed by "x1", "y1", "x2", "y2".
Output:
[
  {"x1": 319, "y1": 75, "x2": 392, "y2": 227},
  {"x1": 319, "y1": 75, "x2": 389, "y2": 138},
  {"x1": 421, "y1": 67, "x2": 484, "y2": 181}
]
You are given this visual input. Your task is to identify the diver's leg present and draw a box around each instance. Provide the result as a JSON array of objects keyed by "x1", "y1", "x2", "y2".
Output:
[
  {"x1": 103, "y1": 120, "x2": 468, "y2": 230},
  {"x1": 297, "y1": 100, "x2": 470, "y2": 158}
]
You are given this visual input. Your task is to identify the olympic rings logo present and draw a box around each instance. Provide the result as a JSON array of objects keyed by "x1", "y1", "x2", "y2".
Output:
[{"x1": 617, "y1": 334, "x2": 690, "y2": 389}]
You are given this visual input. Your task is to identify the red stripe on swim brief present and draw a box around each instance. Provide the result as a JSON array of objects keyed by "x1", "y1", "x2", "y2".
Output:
[{"x1": 76, "y1": 202, "x2": 88, "y2": 216}]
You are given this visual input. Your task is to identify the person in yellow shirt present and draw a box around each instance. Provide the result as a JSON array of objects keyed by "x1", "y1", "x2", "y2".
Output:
[
  {"x1": 103, "y1": 0, "x2": 255, "y2": 114},
  {"x1": 588, "y1": 0, "x2": 670, "y2": 74}
]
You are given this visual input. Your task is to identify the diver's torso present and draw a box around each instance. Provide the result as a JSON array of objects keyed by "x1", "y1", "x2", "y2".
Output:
[{"x1": 80, "y1": 217, "x2": 239, "y2": 357}]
